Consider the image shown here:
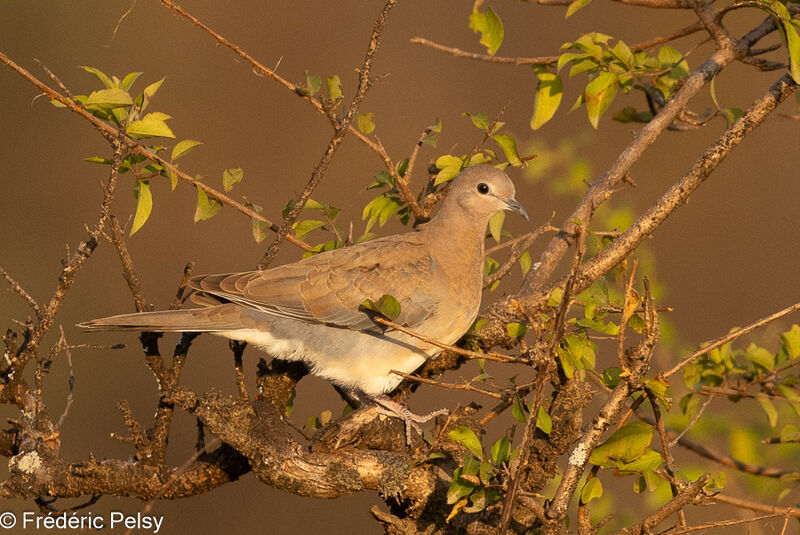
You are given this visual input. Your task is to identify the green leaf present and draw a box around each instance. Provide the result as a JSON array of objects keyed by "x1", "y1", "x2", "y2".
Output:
[
  {"x1": 464, "y1": 111, "x2": 489, "y2": 131},
  {"x1": 745, "y1": 343, "x2": 775, "y2": 371},
  {"x1": 362, "y1": 294, "x2": 402, "y2": 322},
  {"x1": 171, "y1": 139, "x2": 202, "y2": 161},
  {"x1": 580, "y1": 477, "x2": 603, "y2": 504},
  {"x1": 530, "y1": 68, "x2": 563, "y2": 130},
  {"x1": 492, "y1": 134, "x2": 523, "y2": 166},
  {"x1": 491, "y1": 436, "x2": 511, "y2": 465},
  {"x1": 612, "y1": 106, "x2": 652, "y2": 123},
  {"x1": 299, "y1": 71, "x2": 321, "y2": 96},
  {"x1": 194, "y1": 187, "x2": 222, "y2": 221},
  {"x1": 781, "y1": 324, "x2": 800, "y2": 360},
  {"x1": 757, "y1": 396, "x2": 779, "y2": 428},
  {"x1": 84, "y1": 88, "x2": 133, "y2": 110},
  {"x1": 781, "y1": 17, "x2": 800, "y2": 83},
  {"x1": 80, "y1": 66, "x2": 114, "y2": 88},
  {"x1": 469, "y1": 4, "x2": 504, "y2": 55},
  {"x1": 120, "y1": 71, "x2": 143, "y2": 91},
  {"x1": 488, "y1": 211, "x2": 505, "y2": 243},
  {"x1": 506, "y1": 322, "x2": 527, "y2": 339},
  {"x1": 585, "y1": 71, "x2": 618, "y2": 128},
  {"x1": 222, "y1": 168, "x2": 244, "y2": 192},
  {"x1": 448, "y1": 426, "x2": 483, "y2": 459},
  {"x1": 326, "y1": 75, "x2": 342, "y2": 101},
  {"x1": 589, "y1": 422, "x2": 654, "y2": 466},
  {"x1": 127, "y1": 112, "x2": 175, "y2": 139},
  {"x1": 143, "y1": 77, "x2": 165, "y2": 100},
  {"x1": 566, "y1": 0, "x2": 593, "y2": 18},
  {"x1": 434, "y1": 154, "x2": 463, "y2": 185},
  {"x1": 130, "y1": 179, "x2": 152, "y2": 236},
  {"x1": 357, "y1": 112, "x2": 376, "y2": 134},
  {"x1": 293, "y1": 219, "x2": 326, "y2": 239},
  {"x1": 536, "y1": 406, "x2": 552, "y2": 434},
  {"x1": 512, "y1": 394, "x2": 527, "y2": 423},
  {"x1": 252, "y1": 218, "x2": 270, "y2": 243},
  {"x1": 615, "y1": 449, "x2": 663, "y2": 473},
  {"x1": 519, "y1": 251, "x2": 532, "y2": 278}
]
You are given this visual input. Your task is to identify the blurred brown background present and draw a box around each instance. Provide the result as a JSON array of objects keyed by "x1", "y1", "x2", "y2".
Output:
[{"x1": 1, "y1": 1, "x2": 798, "y2": 533}]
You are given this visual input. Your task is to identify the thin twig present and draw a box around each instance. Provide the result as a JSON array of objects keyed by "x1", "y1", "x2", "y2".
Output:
[
  {"x1": 663, "y1": 301, "x2": 800, "y2": 378},
  {"x1": 55, "y1": 326, "x2": 74, "y2": 430},
  {"x1": 661, "y1": 513, "x2": 791, "y2": 534},
  {"x1": 0, "y1": 266, "x2": 42, "y2": 321},
  {"x1": 257, "y1": 0, "x2": 398, "y2": 269},
  {"x1": 410, "y1": 22, "x2": 703, "y2": 67},
  {"x1": 710, "y1": 494, "x2": 800, "y2": 518},
  {"x1": 389, "y1": 370, "x2": 504, "y2": 399},
  {"x1": 106, "y1": 215, "x2": 146, "y2": 313},
  {"x1": 371, "y1": 317, "x2": 525, "y2": 364}
]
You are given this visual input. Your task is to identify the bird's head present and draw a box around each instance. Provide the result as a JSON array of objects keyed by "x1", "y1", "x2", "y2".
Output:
[{"x1": 446, "y1": 165, "x2": 529, "y2": 222}]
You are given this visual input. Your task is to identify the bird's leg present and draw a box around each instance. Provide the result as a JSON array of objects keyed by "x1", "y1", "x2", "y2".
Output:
[{"x1": 372, "y1": 394, "x2": 448, "y2": 446}]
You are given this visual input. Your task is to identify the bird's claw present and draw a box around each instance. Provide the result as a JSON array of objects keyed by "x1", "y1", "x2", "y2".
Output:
[{"x1": 374, "y1": 395, "x2": 448, "y2": 446}]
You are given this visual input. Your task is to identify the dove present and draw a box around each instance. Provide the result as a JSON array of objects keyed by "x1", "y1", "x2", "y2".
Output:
[{"x1": 80, "y1": 165, "x2": 528, "y2": 439}]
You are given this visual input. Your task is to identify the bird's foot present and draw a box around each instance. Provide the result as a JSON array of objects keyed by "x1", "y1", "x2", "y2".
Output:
[{"x1": 373, "y1": 394, "x2": 448, "y2": 446}]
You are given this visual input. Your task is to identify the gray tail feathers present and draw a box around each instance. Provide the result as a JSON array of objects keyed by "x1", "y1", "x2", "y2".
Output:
[{"x1": 77, "y1": 309, "x2": 243, "y2": 332}]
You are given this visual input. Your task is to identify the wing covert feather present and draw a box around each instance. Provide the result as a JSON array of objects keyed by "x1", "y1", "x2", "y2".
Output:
[{"x1": 188, "y1": 236, "x2": 438, "y2": 331}]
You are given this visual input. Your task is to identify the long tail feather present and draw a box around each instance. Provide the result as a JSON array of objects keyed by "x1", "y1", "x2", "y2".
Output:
[{"x1": 77, "y1": 309, "x2": 243, "y2": 332}]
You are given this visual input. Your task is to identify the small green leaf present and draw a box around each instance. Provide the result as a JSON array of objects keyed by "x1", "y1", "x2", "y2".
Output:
[
  {"x1": 612, "y1": 106, "x2": 653, "y2": 123},
  {"x1": 285, "y1": 388, "x2": 295, "y2": 417},
  {"x1": 616, "y1": 449, "x2": 663, "y2": 473},
  {"x1": 120, "y1": 71, "x2": 143, "y2": 91},
  {"x1": 143, "y1": 77, "x2": 165, "y2": 100},
  {"x1": 488, "y1": 211, "x2": 505, "y2": 243},
  {"x1": 506, "y1": 322, "x2": 527, "y2": 339},
  {"x1": 781, "y1": 324, "x2": 800, "y2": 360},
  {"x1": 781, "y1": 17, "x2": 800, "y2": 83},
  {"x1": 127, "y1": 112, "x2": 175, "y2": 139},
  {"x1": 580, "y1": 477, "x2": 603, "y2": 504},
  {"x1": 293, "y1": 219, "x2": 326, "y2": 239},
  {"x1": 589, "y1": 422, "x2": 654, "y2": 467},
  {"x1": 585, "y1": 71, "x2": 618, "y2": 129},
  {"x1": 171, "y1": 139, "x2": 202, "y2": 161},
  {"x1": 566, "y1": 0, "x2": 593, "y2": 17},
  {"x1": 194, "y1": 187, "x2": 222, "y2": 221},
  {"x1": 300, "y1": 71, "x2": 321, "y2": 96},
  {"x1": 469, "y1": 4, "x2": 504, "y2": 55},
  {"x1": 530, "y1": 68, "x2": 563, "y2": 130},
  {"x1": 512, "y1": 394, "x2": 528, "y2": 422},
  {"x1": 130, "y1": 180, "x2": 152, "y2": 236},
  {"x1": 80, "y1": 66, "x2": 114, "y2": 88},
  {"x1": 357, "y1": 112, "x2": 376, "y2": 134},
  {"x1": 491, "y1": 436, "x2": 511, "y2": 465},
  {"x1": 222, "y1": 168, "x2": 244, "y2": 192},
  {"x1": 84, "y1": 88, "x2": 133, "y2": 110},
  {"x1": 362, "y1": 294, "x2": 402, "y2": 322},
  {"x1": 434, "y1": 154, "x2": 464, "y2": 186},
  {"x1": 519, "y1": 250, "x2": 532, "y2": 277},
  {"x1": 757, "y1": 396, "x2": 779, "y2": 428},
  {"x1": 464, "y1": 111, "x2": 489, "y2": 131},
  {"x1": 536, "y1": 406, "x2": 552, "y2": 434},
  {"x1": 326, "y1": 75, "x2": 342, "y2": 101},
  {"x1": 448, "y1": 426, "x2": 483, "y2": 459},
  {"x1": 492, "y1": 134, "x2": 522, "y2": 166},
  {"x1": 745, "y1": 343, "x2": 775, "y2": 371}
]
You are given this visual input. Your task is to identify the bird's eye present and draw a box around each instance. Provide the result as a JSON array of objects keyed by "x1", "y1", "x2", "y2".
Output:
[{"x1": 477, "y1": 183, "x2": 489, "y2": 194}]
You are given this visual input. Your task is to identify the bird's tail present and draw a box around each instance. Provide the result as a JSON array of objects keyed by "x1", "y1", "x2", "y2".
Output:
[{"x1": 77, "y1": 308, "x2": 244, "y2": 332}]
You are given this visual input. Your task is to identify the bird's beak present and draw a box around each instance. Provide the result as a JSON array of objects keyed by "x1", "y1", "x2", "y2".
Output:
[{"x1": 503, "y1": 198, "x2": 529, "y2": 221}]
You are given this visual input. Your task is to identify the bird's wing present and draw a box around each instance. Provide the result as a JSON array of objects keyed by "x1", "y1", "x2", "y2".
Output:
[{"x1": 189, "y1": 236, "x2": 439, "y2": 332}]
